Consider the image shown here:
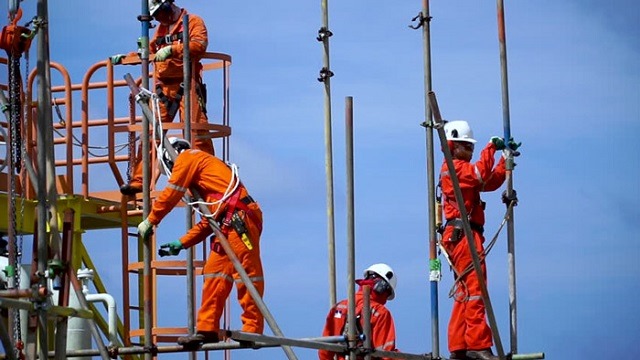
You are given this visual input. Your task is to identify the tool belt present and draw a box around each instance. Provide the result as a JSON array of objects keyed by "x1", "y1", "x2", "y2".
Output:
[{"x1": 441, "y1": 218, "x2": 484, "y2": 242}]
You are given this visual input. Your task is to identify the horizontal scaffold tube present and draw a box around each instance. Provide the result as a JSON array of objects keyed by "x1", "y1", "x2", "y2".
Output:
[
  {"x1": 0, "y1": 297, "x2": 93, "y2": 319},
  {"x1": 512, "y1": 353, "x2": 545, "y2": 359}
]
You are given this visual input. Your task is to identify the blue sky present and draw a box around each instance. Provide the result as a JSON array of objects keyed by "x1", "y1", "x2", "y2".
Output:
[{"x1": 7, "y1": 0, "x2": 639, "y2": 359}]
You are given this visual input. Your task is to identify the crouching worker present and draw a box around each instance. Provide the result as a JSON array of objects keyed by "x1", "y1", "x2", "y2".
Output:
[
  {"x1": 319, "y1": 263, "x2": 399, "y2": 360},
  {"x1": 136, "y1": 137, "x2": 264, "y2": 347}
]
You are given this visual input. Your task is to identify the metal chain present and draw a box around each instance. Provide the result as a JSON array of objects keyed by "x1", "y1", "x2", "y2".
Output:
[
  {"x1": 8, "y1": 51, "x2": 21, "y2": 354},
  {"x1": 127, "y1": 94, "x2": 136, "y2": 182}
]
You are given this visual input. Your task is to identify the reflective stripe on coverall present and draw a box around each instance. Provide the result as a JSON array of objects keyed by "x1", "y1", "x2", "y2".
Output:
[
  {"x1": 129, "y1": 9, "x2": 213, "y2": 188},
  {"x1": 440, "y1": 142, "x2": 505, "y2": 352},
  {"x1": 318, "y1": 290, "x2": 398, "y2": 360},
  {"x1": 147, "y1": 149, "x2": 264, "y2": 334}
]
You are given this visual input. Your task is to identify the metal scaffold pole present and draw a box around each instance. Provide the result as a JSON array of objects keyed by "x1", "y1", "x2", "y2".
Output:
[
  {"x1": 344, "y1": 97, "x2": 357, "y2": 360},
  {"x1": 35, "y1": 0, "x2": 55, "y2": 358},
  {"x1": 495, "y1": 0, "x2": 518, "y2": 353},
  {"x1": 411, "y1": 0, "x2": 440, "y2": 357},
  {"x1": 181, "y1": 13, "x2": 198, "y2": 360},
  {"x1": 138, "y1": 1, "x2": 153, "y2": 358},
  {"x1": 318, "y1": 0, "x2": 337, "y2": 307}
]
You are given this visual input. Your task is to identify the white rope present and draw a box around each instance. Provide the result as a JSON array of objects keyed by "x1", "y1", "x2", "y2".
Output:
[{"x1": 188, "y1": 162, "x2": 241, "y2": 219}]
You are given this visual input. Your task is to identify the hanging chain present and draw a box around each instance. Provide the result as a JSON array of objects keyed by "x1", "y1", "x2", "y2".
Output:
[
  {"x1": 8, "y1": 52, "x2": 21, "y2": 354},
  {"x1": 127, "y1": 94, "x2": 135, "y2": 182}
]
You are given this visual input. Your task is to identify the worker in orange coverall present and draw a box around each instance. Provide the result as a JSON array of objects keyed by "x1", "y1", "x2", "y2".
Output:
[
  {"x1": 121, "y1": 0, "x2": 214, "y2": 196},
  {"x1": 319, "y1": 263, "x2": 399, "y2": 360},
  {"x1": 439, "y1": 120, "x2": 520, "y2": 360},
  {"x1": 137, "y1": 137, "x2": 263, "y2": 346}
]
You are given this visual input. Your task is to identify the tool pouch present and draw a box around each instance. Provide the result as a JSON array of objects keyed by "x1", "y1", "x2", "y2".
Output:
[
  {"x1": 230, "y1": 212, "x2": 247, "y2": 236},
  {"x1": 448, "y1": 219, "x2": 464, "y2": 242}
]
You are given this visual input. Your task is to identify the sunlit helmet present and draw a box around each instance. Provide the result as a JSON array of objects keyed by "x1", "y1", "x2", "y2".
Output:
[
  {"x1": 161, "y1": 137, "x2": 191, "y2": 171},
  {"x1": 363, "y1": 263, "x2": 397, "y2": 300},
  {"x1": 444, "y1": 120, "x2": 476, "y2": 143},
  {"x1": 148, "y1": 0, "x2": 173, "y2": 16}
]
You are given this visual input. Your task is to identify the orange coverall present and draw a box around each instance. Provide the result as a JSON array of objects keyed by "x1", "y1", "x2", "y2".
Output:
[
  {"x1": 440, "y1": 141, "x2": 505, "y2": 353},
  {"x1": 128, "y1": 9, "x2": 214, "y2": 188},
  {"x1": 318, "y1": 289, "x2": 398, "y2": 360},
  {"x1": 147, "y1": 149, "x2": 264, "y2": 334}
]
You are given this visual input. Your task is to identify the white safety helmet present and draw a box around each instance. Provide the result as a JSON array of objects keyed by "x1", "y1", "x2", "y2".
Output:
[
  {"x1": 363, "y1": 263, "x2": 397, "y2": 300},
  {"x1": 444, "y1": 120, "x2": 477, "y2": 143},
  {"x1": 148, "y1": 0, "x2": 173, "y2": 16},
  {"x1": 161, "y1": 137, "x2": 191, "y2": 171}
]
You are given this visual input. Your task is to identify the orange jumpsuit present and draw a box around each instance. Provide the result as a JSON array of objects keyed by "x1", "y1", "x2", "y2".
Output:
[
  {"x1": 318, "y1": 289, "x2": 398, "y2": 360},
  {"x1": 128, "y1": 8, "x2": 213, "y2": 188},
  {"x1": 147, "y1": 149, "x2": 264, "y2": 334},
  {"x1": 440, "y1": 142, "x2": 505, "y2": 353}
]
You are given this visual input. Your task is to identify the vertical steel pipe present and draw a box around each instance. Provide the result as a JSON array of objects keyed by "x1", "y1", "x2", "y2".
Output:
[
  {"x1": 182, "y1": 14, "x2": 197, "y2": 360},
  {"x1": 362, "y1": 285, "x2": 372, "y2": 360},
  {"x1": 417, "y1": 0, "x2": 440, "y2": 357},
  {"x1": 139, "y1": 1, "x2": 153, "y2": 358},
  {"x1": 345, "y1": 96, "x2": 357, "y2": 359},
  {"x1": 496, "y1": 0, "x2": 517, "y2": 353},
  {"x1": 35, "y1": 1, "x2": 54, "y2": 358},
  {"x1": 320, "y1": 0, "x2": 337, "y2": 307}
]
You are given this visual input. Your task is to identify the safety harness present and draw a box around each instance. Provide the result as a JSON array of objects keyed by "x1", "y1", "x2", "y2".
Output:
[
  {"x1": 209, "y1": 185, "x2": 261, "y2": 252},
  {"x1": 153, "y1": 10, "x2": 208, "y2": 119},
  {"x1": 155, "y1": 82, "x2": 184, "y2": 121},
  {"x1": 155, "y1": 32, "x2": 183, "y2": 47},
  {"x1": 437, "y1": 172, "x2": 516, "y2": 301}
]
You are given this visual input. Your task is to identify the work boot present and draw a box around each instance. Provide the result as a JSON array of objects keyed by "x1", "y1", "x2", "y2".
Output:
[
  {"x1": 177, "y1": 331, "x2": 220, "y2": 347},
  {"x1": 120, "y1": 183, "x2": 142, "y2": 196},
  {"x1": 450, "y1": 350, "x2": 469, "y2": 359},
  {"x1": 466, "y1": 349, "x2": 498, "y2": 360}
]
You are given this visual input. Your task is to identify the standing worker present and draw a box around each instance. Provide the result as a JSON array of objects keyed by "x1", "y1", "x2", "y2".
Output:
[
  {"x1": 137, "y1": 137, "x2": 264, "y2": 346},
  {"x1": 439, "y1": 120, "x2": 519, "y2": 360},
  {"x1": 121, "y1": 0, "x2": 214, "y2": 195},
  {"x1": 318, "y1": 263, "x2": 399, "y2": 360}
]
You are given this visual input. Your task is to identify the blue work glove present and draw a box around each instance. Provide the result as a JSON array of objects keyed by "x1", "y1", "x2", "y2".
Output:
[
  {"x1": 137, "y1": 218, "x2": 154, "y2": 239},
  {"x1": 490, "y1": 136, "x2": 506, "y2": 150},
  {"x1": 507, "y1": 137, "x2": 522, "y2": 151},
  {"x1": 154, "y1": 46, "x2": 172, "y2": 62},
  {"x1": 158, "y1": 240, "x2": 184, "y2": 257}
]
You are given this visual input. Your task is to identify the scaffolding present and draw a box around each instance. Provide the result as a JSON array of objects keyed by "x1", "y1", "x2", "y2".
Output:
[{"x1": 0, "y1": 1, "x2": 547, "y2": 360}]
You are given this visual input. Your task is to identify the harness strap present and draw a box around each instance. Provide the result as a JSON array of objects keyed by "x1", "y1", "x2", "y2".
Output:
[
  {"x1": 155, "y1": 32, "x2": 183, "y2": 47},
  {"x1": 155, "y1": 83, "x2": 184, "y2": 120},
  {"x1": 444, "y1": 218, "x2": 484, "y2": 235},
  {"x1": 211, "y1": 185, "x2": 262, "y2": 234}
]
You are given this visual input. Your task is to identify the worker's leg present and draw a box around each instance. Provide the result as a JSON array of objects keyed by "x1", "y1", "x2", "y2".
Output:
[{"x1": 197, "y1": 247, "x2": 234, "y2": 333}]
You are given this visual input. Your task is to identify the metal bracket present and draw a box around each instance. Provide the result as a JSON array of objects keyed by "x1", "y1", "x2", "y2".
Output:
[
  {"x1": 317, "y1": 67, "x2": 334, "y2": 83},
  {"x1": 409, "y1": 12, "x2": 432, "y2": 30},
  {"x1": 316, "y1": 27, "x2": 333, "y2": 42}
]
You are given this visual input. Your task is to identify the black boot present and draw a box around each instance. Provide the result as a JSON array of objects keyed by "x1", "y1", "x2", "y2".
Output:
[
  {"x1": 177, "y1": 331, "x2": 220, "y2": 347},
  {"x1": 466, "y1": 349, "x2": 498, "y2": 360},
  {"x1": 120, "y1": 183, "x2": 142, "y2": 196},
  {"x1": 450, "y1": 350, "x2": 470, "y2": 359}
]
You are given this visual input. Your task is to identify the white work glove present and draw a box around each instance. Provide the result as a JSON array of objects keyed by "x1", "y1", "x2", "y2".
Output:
[
  {"x1": 154, "y1": 46, "x2": 172, "y2": 62},
  {"x1": 137, "y1": 218, "x2": 154, "y2": 239}
]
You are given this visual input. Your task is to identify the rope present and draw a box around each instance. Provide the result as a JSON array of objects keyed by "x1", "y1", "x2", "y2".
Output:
[
  {"x1": 141, "y1": 87, "x2": 242, "y2": 220},
  {"x1": 441, "y1": 200, "x2": 516, "y2": 300}
]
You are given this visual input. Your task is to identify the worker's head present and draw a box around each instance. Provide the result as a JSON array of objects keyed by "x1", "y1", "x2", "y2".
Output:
[
  {"x1": 444, "y1": 120, "x2": 476, "y2": 161},
  {"x1": 149, "y1": 0, "x2": 176, "y2": 23},
  {"x1": 161, "y1": 137, "x2": 191, "y2": 173},
  {"x1": 363, "y1": 263, "x2": 397, "y2": 301}
]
